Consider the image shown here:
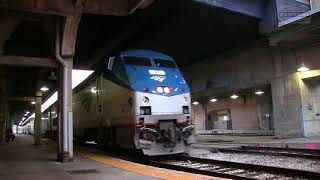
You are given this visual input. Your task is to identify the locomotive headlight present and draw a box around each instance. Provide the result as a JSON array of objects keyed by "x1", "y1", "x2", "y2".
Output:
[
  {"x1": 142, "y1": 96, "x2": 149, "y2": 104},
  {"x1": 163, "y1": 87, "x2": 171, "y2": 94},
  {"x1": 184, "y1": 97, "x2": 188, "y2": 103},
  {"x1": 140, "y1": 106, "x2": 151, "y2": 115},
  {"x1": 156, "y1": 87, "x2": 164, "y2": 93}
]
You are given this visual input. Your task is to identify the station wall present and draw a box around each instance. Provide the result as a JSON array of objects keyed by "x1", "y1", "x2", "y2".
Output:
[
  {"x1": 192, "y1": 94, "x2": 272, "y2": 131},
  {"x1": 183, "y1": 39, "x2": 320, "y2": 138},
  {"x1": 300, "y1": 71, "x2": 320, "y2": 137}
]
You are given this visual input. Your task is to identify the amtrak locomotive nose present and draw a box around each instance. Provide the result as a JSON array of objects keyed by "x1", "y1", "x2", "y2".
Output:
[{"x1": 73, "y1": 50, "x2": 194, "y2": 156}]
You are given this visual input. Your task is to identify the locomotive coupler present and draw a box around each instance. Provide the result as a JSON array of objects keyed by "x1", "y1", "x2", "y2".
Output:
[
  {"x1": 182, "y1": 125, "x2": 195, "y2": 145},
  {"x1": 136, "y1": 126, "x2": 159, "y2": 149}
]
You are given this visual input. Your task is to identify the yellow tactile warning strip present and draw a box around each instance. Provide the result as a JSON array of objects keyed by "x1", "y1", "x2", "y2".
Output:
[{"x1": 78, "y1": 150, "x2": 224, "y2": 180}]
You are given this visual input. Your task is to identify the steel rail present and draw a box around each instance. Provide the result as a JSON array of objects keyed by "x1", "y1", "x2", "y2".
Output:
[
  {"x1": 241, "y1": 146, "x2": 320, "y2": 154},
  {"x1": 219, "y1": 148, "x2": 320, "y2": 160},
  {"x1": 144, "y1": 155, "x2": 320, "y2": 180}
]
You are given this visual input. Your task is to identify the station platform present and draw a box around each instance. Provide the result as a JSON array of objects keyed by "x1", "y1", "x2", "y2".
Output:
[
  {"x1": 0, "y1": 134, "x2": 217, "y2": 180},
  {"x1": 193, "y1": 134, "x2": 320, "y2": 150}
]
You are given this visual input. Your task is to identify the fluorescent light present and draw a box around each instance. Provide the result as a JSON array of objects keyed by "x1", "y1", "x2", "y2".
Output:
[
  {"x1": 72, "y1": 70, "x2": 94, "y2": 88},
  {"x1": 86, "y1": 141, "x2": 98, "y2": 145},
  {"x1": 192, "y1": 101, "x2": 200, "y2": 105},
  {"x1": 255, "y1": 90, "x2": 264, "y2": 95},
  {"x1": 20, "y1": 69, "x2": 94, "y2": 126},
  {"x1": 210, "y1": 98, "x2": 217, "y2": 102},
  {"x1": 230, "y1": 94, "x2": 239, "y2": 99},
  {"x1": 31, "y1": 101, "x2": 36, "y2": 105},
  {"x1": 40, "y1": 86, "x2": 49, "y2": 92}
]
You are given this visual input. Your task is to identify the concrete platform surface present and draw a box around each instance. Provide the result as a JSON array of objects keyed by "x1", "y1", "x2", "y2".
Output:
[
  {"x1": 193, "y1": 135, "x2": 320, "y2": 150},
  {"x1": 0, "y1": 134, "x2": 222, "y2": 180},
  {"x1": 0, "y1": 134, "x2": 158, "y2": 180}
]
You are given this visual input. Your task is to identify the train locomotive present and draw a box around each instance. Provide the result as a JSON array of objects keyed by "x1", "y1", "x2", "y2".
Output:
[
  {"x1": 73, "y1": 50, "x2": 194, "y2": 155},
  {"x1": 21, "y1": 50, "x2": 194, "y2": 156}
]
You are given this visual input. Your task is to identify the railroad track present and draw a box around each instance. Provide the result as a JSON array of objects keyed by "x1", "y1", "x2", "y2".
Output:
[
  {"x1": 218, "y1": 147, "x2": 320, "y2": 160},
  {"x1": 145, "y1": 155, "x2": 320, "y2": 180},
  {"x1": 80, "y1": 143, "x2": 320, "y2": 179}
]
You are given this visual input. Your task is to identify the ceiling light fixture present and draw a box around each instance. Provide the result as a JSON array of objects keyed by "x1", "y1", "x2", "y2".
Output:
[
  {"x1": 230, "y1": 94, "x2": 239, "y2": 99},
  {"x1": 192, "y1": 101, "x2": 200, "y2": 105},
  {"x1": 210, "y1": 98, "x2": 218, "y2": 102},
  {"x1": 297, "y1": 62, "x2": 310, "y2": 72},
  {"x1": 90, "y1": 87, "x2": 97, "y2": 94},
  {"x1": 40, "y1": 86, "x2": 49, "y2": 92},
  {"x1": 255, "y1": 90, "x2": 264, "y2": 95}
]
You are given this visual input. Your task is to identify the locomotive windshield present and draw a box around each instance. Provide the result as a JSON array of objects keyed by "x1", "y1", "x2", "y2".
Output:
[
  {"x1": 154, "y1": 59, "x2": 176, "y2": 68},
  {"x1": 115, "y1": 50, "x2": 190, "y2": 96},
  {"x1": 123, "y1": 56, "x2": 151, "y2": 66}
]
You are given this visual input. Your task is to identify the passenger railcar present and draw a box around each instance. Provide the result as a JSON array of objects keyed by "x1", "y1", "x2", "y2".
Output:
[{"x1": 73, "y1": 50, "x2": 194, "y2": 155}]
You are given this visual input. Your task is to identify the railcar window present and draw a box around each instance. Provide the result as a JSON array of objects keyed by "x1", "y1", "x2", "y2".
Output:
[
  {"x1": 123, "y1": 57, "x2": 151, "y2": 66},
  {"x1": 154, "y1": 59, "x2": 176, "y2": 68}
]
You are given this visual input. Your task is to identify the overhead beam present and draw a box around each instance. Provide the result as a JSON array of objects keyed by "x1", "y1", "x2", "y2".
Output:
[
  {"x1": 61, "y1": 14, "x2": 82, "y2": 57},
  {"x1": 0, "y1": 0, "x2": 155, "y2": 16},
  {"x1": 8, "y1": 97, "x2": 35, "y2": 102},
  {"x1": 0, "y1": 0, "x2": 75, "y2": 16},
  {"x1": 296, "y1": 0, "x2": 310, "y2": 5},
  {"x1": 82, "y1": 0, "x2": 154, "y2": 15},
  {"x1": 268, "y1": 14, "x2": 320, "y2": 46},
  {"x1": 0, "y1": 55, "x2": 59, "y2": 68},
  {"x1": 194, "y1": 0, "x2": 266, "y2": 18}
]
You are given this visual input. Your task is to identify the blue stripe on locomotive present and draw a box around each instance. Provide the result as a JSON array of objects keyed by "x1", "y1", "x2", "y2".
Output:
[{"x1": 110, "y1": 50, "x2": 190, "y2": 96}]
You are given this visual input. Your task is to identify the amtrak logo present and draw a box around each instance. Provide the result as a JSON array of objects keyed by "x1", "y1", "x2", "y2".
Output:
[
  {"x1": 150, "y1": 76, "x2": 166, "y2": 82},
  {"x1": 149, "y1": 70, "x2": 166, "y2": 75}
]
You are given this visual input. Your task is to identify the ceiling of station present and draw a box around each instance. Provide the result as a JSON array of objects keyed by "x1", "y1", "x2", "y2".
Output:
[
  {"x1": 75, "y1": 0, "x2": 261, "y2": 68},
  {"x1": 6, "y1": 67, "x2": 57, "y2": 125},
  {"x1": 2, "y1": 0, "x2": 262, "y2": 124}
]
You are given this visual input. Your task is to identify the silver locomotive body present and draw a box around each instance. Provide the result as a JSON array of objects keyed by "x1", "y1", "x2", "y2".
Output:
[
  {"x1": 73, "y1": 75, "x2": 194, "y2": 155},
  {"x1": 73, "y1": 50, "x2": 194, "y2": 156}
]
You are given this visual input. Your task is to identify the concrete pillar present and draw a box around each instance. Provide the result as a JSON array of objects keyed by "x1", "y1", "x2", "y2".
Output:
[
  {"x1": 271, "y1": 72, "x2": 304, "y2": 138},
  {"x1": 5, "y1": 104, "x2": 11, "y2": 130},
  {"x1": 57, "y1": 59, "x2": 73, "y2": 162},
  {"x1": 0, "y1": 68, "x2": 7, "y2": 144},
  {"x1": 34, "y1": 91, "x2": 42, "y2": 145},
  {"x1": 49, "y1": 107, "x2": 52, "y2": 132},
  {"x1": 56, "y1": 14, "x2": 80, "y2": 162}
]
